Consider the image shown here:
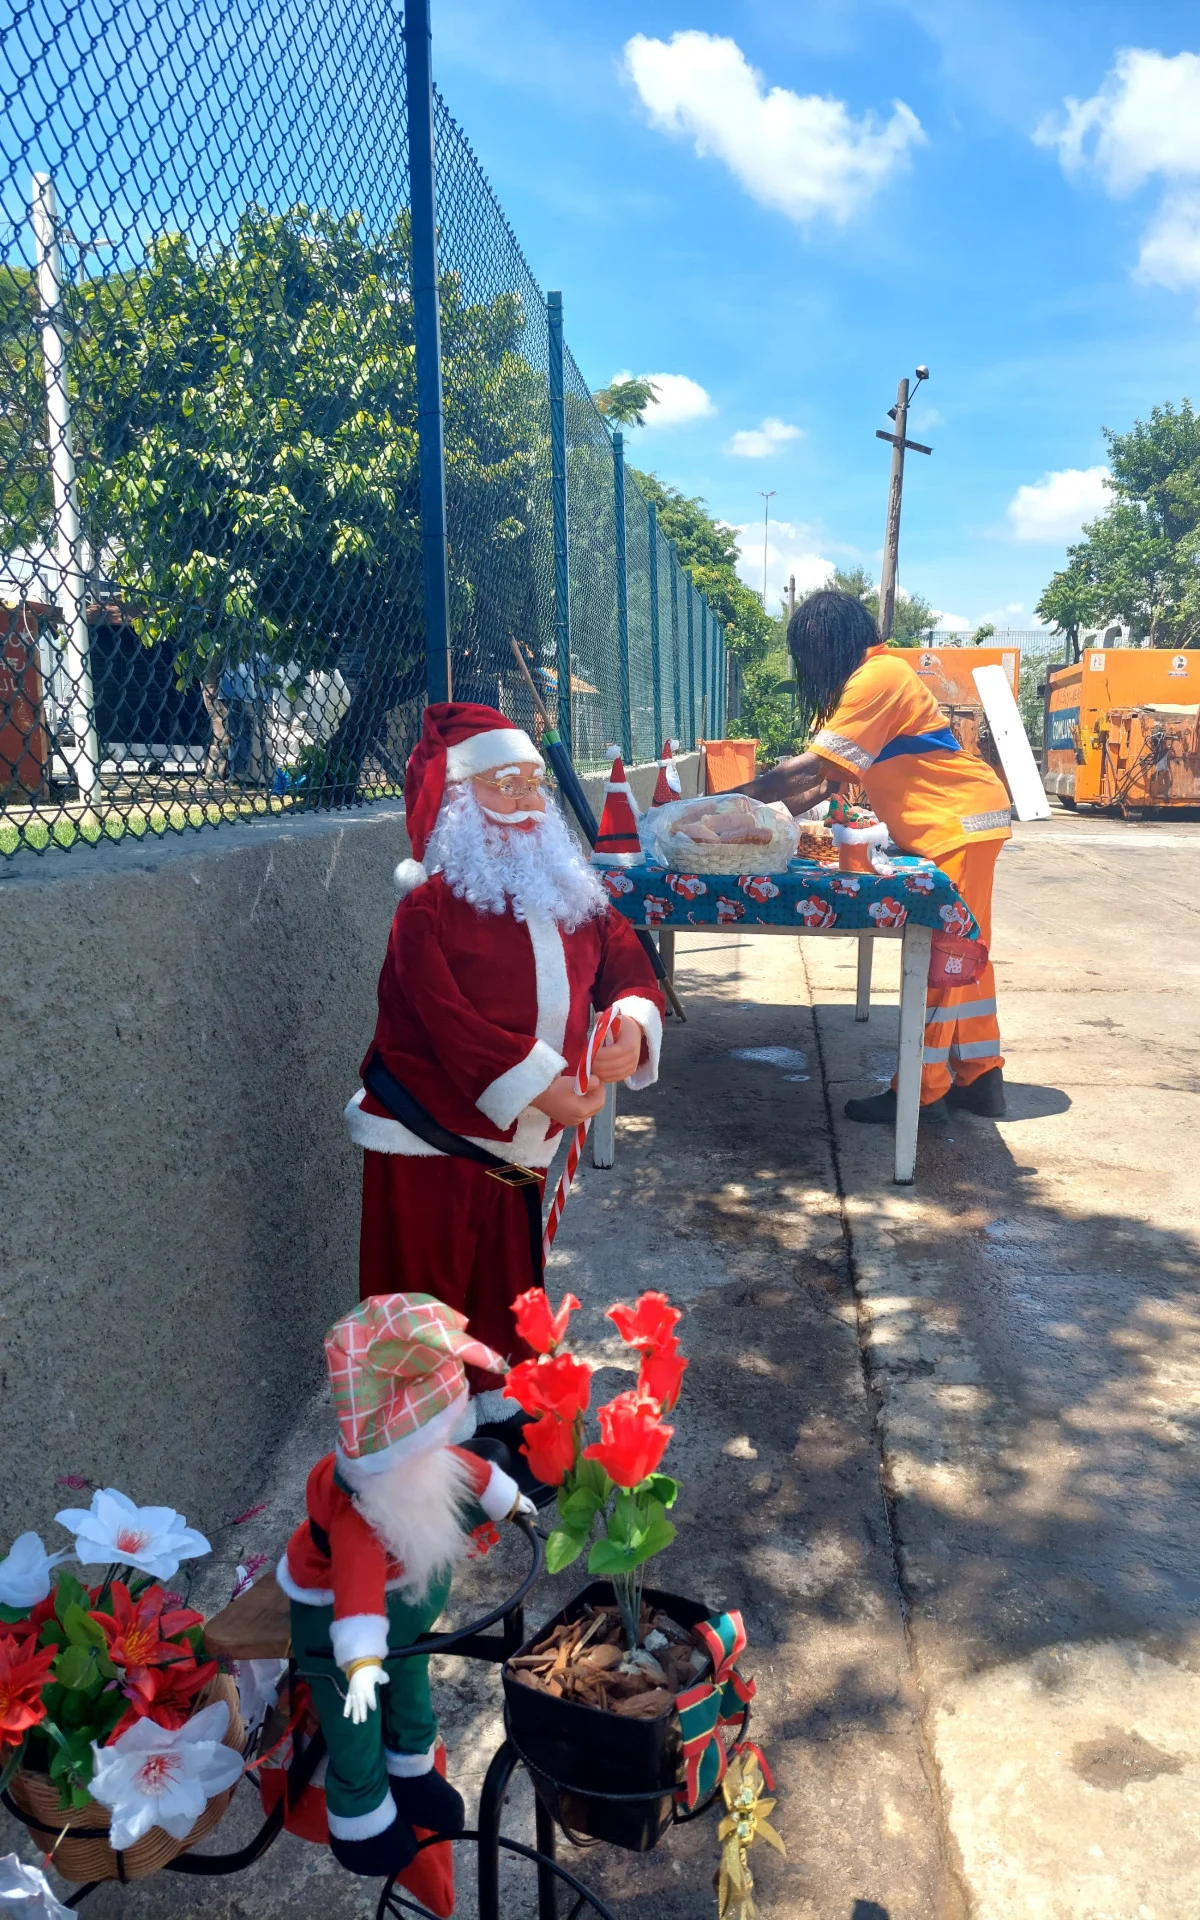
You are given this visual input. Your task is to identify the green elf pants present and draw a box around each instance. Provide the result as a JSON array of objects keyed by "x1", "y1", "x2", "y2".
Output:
[{"x1": 290, "y1": 1574, "x2": 451, "y2": 1830}]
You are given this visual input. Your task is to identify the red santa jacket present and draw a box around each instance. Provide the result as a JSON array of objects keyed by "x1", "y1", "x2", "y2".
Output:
[
  {"x1": 276, "y1": 1449, "x2": 518, "y2": 1668},
  {"x1": 345, "y1": 875, "x2": 664, "y2": 1168}
]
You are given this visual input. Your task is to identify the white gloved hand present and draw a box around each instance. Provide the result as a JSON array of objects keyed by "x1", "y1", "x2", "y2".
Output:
[
  {"x1": 515, "y1": 1494, "x2": 537, "y2": 1518},
  {"x1": 343, "y1": 1662, "x2": 388, "y2": 1724}
]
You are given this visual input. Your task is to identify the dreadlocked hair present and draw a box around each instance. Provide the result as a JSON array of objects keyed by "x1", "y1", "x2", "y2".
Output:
[{"x1": 787, "y1": 590, "x2": 879, "y2": 738}]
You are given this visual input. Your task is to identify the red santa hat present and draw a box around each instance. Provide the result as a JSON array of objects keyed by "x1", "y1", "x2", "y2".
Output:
[
  {"x1": 399, "y1": 701, "x2": 544, "y2": 892},
  {"x1": 591, "y1": 752, "x2": 643, "y2": 866},
  {"x1": 651, "y1": 739, "x2": 682, "y2": 806}
]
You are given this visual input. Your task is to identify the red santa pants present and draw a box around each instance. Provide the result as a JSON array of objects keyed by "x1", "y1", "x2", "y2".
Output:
[{"x1": 359, "y1": 1152, "x2": 544, "y2": 1391}]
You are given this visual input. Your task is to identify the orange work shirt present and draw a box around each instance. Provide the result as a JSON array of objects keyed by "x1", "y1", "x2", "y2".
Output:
[{"x1": 813, "y1": 645, "x2": 1012, "y2": 858}]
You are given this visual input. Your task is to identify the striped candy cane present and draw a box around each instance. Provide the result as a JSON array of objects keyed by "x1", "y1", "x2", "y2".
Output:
[{"x1": 541, "y1": 1006, "x2": 622, "y2": 1259}]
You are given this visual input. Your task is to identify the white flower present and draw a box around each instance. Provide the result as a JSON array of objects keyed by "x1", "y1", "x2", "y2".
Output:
[
  {"x1": 233, "y1": 1657, "x2": 287, "y2": 1735},
  {"x1": 0, "y1": 1534, "x2": 68, "y2": 1609},
  {"x1": 53, "y1": 1489, "x2": 210, "y2": 1580},
  {"x1": 0, "y1": 1853, "x2": 74, "y2": 1917},
  {"x1": 88, "y1": 1702, "x2": 243, "y2": 1851}
]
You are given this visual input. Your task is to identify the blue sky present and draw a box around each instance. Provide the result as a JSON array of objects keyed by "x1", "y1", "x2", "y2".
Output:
[{"x1": 430, "y1": 0, "x2": 1200, "y2": 631}]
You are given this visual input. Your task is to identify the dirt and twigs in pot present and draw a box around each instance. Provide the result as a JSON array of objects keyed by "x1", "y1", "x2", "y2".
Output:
[{"x1": 508, "y1": 1603, "x2": 706, "y2": 1717}]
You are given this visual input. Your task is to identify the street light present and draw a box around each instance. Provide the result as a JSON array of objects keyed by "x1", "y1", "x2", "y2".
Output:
[{"x1": 757, "y1": 489, "x2": 776, "y2": 612}]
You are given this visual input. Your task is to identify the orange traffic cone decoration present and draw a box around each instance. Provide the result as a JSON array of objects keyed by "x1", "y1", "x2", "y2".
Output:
[
  {"x1": 651, "y1": 738, "x2": 682, "y2": 806},
  {"x1": 592, "y1": 752, "x2": 644, "y2": 865}
]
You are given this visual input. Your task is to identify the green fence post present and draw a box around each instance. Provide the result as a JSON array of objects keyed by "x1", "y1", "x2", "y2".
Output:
[
  {"x1": 669, "y1": 542, "x2": 682, "y2": 743},
  {"x1": 612, "y1": 430, "x2": 633, "y2": 761},
  {"x1": 685, "y1": 578, "x2": 696, "y2": 750},
  {"x1": 404, "y1": 0, "x2": 451, "y2": 702},
  {"x1": 648, "y1": 502, "x2": 662, "y2": 750},
  {"x1": 700, "y1": 596, "x2": 710, "y2": 738},
  {"x1": 546, "y1": 291, "x2": 571, "y2": 755}
]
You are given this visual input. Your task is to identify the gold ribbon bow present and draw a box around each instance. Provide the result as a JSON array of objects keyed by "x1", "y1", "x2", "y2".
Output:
[{"x1": 716, "y1": 1750, "x2": 786, "y2": 1920}]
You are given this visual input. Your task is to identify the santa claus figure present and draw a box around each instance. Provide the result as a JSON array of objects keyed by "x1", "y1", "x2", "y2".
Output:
[
  {"x1": 278, "y1": 1293, "x2": 532, "y2": 1877},
  {"x1": 345, "y1": 702, "x2": 664, "y2": 1479}
]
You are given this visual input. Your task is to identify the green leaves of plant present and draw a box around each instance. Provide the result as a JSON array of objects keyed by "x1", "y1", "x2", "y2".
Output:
[
  {"x1": 586, "y1": 1491, "x2": 676, "y2": 1578},
  {"x1": 544, "y1": 1527, "x2": 588, "y2": 1575}
]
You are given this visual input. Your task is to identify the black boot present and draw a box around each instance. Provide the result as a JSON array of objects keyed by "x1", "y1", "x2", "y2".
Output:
[
  {"x1": 389, "y1": 1766, "x2": 465, "y2": 1835},
  {"x1": 466, "y1": 1414, "x2": 556, "y2": 1510},
  {"x1": 946, "y1": 1067, "x2": 1006, "y2": 1116},
  {"x1": 329, "y1": 1814, "x2": 418, "y2": 1878},
  {"x1": 843, "y1": 1087, "x2": 948, "y2": 1126}
]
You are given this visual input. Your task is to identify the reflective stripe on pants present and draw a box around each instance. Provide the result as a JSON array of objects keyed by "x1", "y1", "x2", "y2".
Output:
[{"x1": 892, "y1": 839, "x2": 1005, "y2": 1105}]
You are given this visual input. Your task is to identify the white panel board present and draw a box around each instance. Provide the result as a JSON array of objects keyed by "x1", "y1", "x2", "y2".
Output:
[{"x1": 972, "y1": 664, "x2": 1052, "y2": 822}]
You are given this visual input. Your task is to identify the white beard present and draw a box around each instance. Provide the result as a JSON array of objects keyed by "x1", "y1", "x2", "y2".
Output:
[
  {"x1": 350, "y1": 1446, "x2": 476, "y2": 1604},
  {"x1": 425, "y1": 783, "x2": 608, "y2": 931}
]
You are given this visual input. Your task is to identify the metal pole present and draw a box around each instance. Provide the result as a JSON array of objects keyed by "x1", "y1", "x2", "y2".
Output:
[
  {"x1": 669, "y1": 542, "x2": 681, "y2": 741},
  {"x1": 685, "y1": 578, "x2": 696, "y2": 750},
  {"x1": 546, "y1": 291, "x2": 571, "y2": 755},
  {"x1": 647, "y1": 501, "x2": 662, "y2": 750},
  {"x1": 698, "y1": 595, "x2": 709, "y2": 741},
  {"x1": 612, "y1": 429, "x2": 632, "y2": 762},
  {"x1": 877, "y1": 377, "x2": 909, "y2": 643},
  {"x1": 31, "y1": 174, "x2": 100, "y2": 801},
  {"x1": 787, "y1": 573, "x2": 796, "y2": 622},
  {"x1": 404, "y1": 0, "x2": 452, "y2": 703},
  {"x1": 758, "y1": 489, "x2": 775, "y2": 610}
]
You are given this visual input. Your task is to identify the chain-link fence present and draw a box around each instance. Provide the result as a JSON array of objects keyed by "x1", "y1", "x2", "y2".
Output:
[{"x1": 1, "y1": 0, "x2": 725, "y2": 857}]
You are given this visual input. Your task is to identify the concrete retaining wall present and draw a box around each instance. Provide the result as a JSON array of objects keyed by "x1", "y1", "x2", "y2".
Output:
[{"x1": 0, "y1": 753, "x2": 698, "y2": 1541}]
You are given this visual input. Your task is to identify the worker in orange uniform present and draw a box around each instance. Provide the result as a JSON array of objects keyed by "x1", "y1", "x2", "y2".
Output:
[{"x1": 740, "y1": 589, "x2": 1010, "y2": 1125}]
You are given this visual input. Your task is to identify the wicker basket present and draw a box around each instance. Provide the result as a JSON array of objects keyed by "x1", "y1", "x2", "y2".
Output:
[{"x1": 7, "y1": 1674, "x2": 246, "y2": 1883}]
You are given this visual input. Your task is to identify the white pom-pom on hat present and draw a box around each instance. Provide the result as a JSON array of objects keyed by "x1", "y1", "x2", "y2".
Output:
[{"x1": 395, "y1": 858, "x2": 429, "y2": 899}]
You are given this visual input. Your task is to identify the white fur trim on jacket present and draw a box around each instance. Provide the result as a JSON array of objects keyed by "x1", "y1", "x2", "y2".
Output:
[
  {"x1": 611, "y1": 994, "x2": 663, "y2": 1090},
  {"x1": 476, "y1": 1038, "x2": 566, "y2": 1130},
  {"x1": 330, "y1": 1612, "x2": 390, "y2": 1667},
  {"x1": 394, "y1": 857, "x2": 429, "y2": 898},
  {"x1": 385, "y1": 1742, "x2": 437, "y2": 1778},
  {"x1": 479, "y1": 1462, "x2": 521, "y2": 1521},
  {"x1": 275, "y1": 1552, "x2": 334, "y2": 1607},
  {"x1": 327, "y1": 1792, "x2": 397, "y2": 1841},
  {"x1": 337, "y1": 1391, "x2": 471, "y2": 1479},
  {"x1": 344, "y1": 1088, "x2": 563, "y2": 1168},
  {"x1": 444, "y1": 728, "x2": 542, "y2": 781}
]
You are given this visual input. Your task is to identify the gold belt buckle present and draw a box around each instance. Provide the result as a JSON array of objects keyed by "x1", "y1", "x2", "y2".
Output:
[{"x1": 485, "y1": 1160, "x2": 541, "y2": 1188}]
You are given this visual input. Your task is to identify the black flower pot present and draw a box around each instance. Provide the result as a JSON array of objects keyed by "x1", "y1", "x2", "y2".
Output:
[{"x1": 501, "y1": 1580, "x2": 713, "y2": 1852}]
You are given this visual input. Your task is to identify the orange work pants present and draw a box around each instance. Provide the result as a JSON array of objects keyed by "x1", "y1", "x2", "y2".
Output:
[{"x1": 918, "y1": 840, "x2": 1004, "y2": 1106}]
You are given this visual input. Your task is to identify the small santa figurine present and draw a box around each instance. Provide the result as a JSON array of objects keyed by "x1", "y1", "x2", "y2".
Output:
[
  {"x1": 345, "y1": 701, "x2": 664, "y2": 1474},
  {"x1": 277, "y1": 1293, "x2": 532, "y2": 1877}
]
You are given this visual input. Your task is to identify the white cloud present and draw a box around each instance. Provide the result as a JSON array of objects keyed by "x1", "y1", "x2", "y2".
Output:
[
  {"x1": 731, "y1": 517, "x2": 834, "y2": 611},
  {"x1": 724, "y1": 417, "x2": 804, "y2": 459},
  {"x1": 1037, "y1": 49, "x2": 1200, "y2": 291},
  {"x1": 610, "y1": 369, "x2": 715, "y2": 429},
  {"x1": 1006, "y1": 465, "x2": 1110, "y2": 542},
  {"x1": 932, "y1": 610, "x2": 971, "y2": 631},
  {"x1": 624, "y1": 31, "x2": 925, "y2": 226}
]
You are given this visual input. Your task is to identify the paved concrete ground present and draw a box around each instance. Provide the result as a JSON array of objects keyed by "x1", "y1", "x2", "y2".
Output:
[{"x1": 7, "y1": 807, "x2": 1198, "y2": 1919}]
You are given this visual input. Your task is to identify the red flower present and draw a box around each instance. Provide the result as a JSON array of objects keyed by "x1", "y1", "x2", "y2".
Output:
[
  {"x1": 0, "y1": 1632, "x2": 55, "y2": 1749},
  {"x1": 92, "y1": 1583, "x2": 204, "y2": 1670},
  {"x1": 521, "y1": 1414, "x2": 580, "y2": 1488},
  {"x1": 504, "y1": 1354, "x2": 592, "y2": 1422},
  {"x1": 606, "y1": 1292, "x2": 681, "y2": 1355},
  {"x1": 637, "y1": 1343, "x2": 688, "y2": 1413},
  {"x1": 512, "y1": 1288, "x2": 581, "y2": 1356},
  {"x1": 583, "y1": 1391, "x2": 673, "y2": 1490},
  {"x1": 109, "y1": 1655, "x2": 217, "y2": 1740}
]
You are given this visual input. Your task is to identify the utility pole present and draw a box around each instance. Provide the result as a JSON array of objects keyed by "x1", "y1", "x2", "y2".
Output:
[
  {"x1": 787, "y1": 573, "x2": 796, "y2": 623},
  {"x1": 875, "y1": 367, "x2": 932, "y2": 641},
  {"x1": 758, "y1": 490, "x2": 775, "y2": 612}
]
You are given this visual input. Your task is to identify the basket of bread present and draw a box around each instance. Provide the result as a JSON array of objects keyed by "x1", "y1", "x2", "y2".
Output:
[{"x1": 642, "y1": 793, "x2": 799, "y2": 874}]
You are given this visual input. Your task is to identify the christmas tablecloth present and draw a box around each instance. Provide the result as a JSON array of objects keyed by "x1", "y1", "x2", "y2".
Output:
[{"x1": 596, "y1": 855, "x2": 979, "y2": 938}]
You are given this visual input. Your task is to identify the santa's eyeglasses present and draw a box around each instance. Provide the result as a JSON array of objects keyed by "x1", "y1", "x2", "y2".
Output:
[{"x1": 474, "y1": 773, "x2": 546, "y2": 799}]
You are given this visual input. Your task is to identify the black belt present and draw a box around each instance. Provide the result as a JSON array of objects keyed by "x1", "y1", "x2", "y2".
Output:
[{"x1": 361, "y1": 1051, "x2": 545, "y2": 1288}]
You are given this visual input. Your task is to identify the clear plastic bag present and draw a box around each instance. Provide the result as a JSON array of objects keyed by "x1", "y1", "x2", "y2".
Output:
[{"x1": 640, "y1": 793, "x2": 799, "y2": 873}]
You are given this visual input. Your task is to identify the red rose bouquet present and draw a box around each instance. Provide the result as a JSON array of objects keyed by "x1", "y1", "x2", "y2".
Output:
[{"x1": 506, "y1": 1286, "x2": 688, "y2": 1649}]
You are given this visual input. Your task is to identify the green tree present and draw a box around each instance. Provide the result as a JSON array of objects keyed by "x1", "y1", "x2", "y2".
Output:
[
  {"x1": 593, "y1": 376, "x2": 659, "y2": 428},
  {"x1": 1035, "y1": 565, "x2": 1097, "y2": 663},
  {"x1": 628, "y1": 468, "x2": 775, "y2": 658},
  {"x1": 972, "y1": 622, "x2": 996, "y2": 643},
  {"x1": 804, "y1": 564, "x2": 936, "y2": 646},
  {"x1": 1049, "y1": 401, "x2": 1200, "y2": 646}
]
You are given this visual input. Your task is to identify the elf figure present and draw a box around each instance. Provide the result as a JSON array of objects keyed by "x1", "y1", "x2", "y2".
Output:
[
  {"x1": 346, "y1": 702, "x2": 664, "y2": 1468},
  {"x1": 277, "y1": 1294, "x2": 532, "y2": 1877}
]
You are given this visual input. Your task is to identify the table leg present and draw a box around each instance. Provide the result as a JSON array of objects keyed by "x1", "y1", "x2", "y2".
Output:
[
  {"x1": 855, "y1": 934, "x2": 873, "y2": 1022},
  {"x1": 591, "y1": 1082, "x2": 616, "y2": 1169},
  {"x1": 658, "y1": 928, "x2": 676, "y2": 983},
  {"x1": 894, "y1": 922, "x2": 931, "y2": 1185}
]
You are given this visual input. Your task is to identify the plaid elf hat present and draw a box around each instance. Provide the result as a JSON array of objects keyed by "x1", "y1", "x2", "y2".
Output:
[{"x1": 326, "y1": 1293, "x2": 507, "y2": 1476}]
